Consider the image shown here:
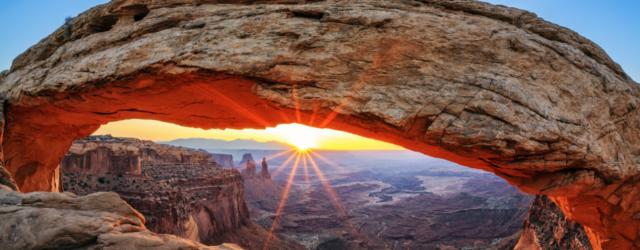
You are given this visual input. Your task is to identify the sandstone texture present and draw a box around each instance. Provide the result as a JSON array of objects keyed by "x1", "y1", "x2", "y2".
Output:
[
  {"x1": 63, "y1": 135, "x2": 215, "y2": 175},
  {"x1": 0, "y1": 184, "x2": 241, "y2": 250},
  {"x1": 515, "y1": 195, "x2": 592, "y2": 250},
  {"x1": 61, "y1": 136, "x2": 301, "y2": 249},
  {"x1": 0, "y1": 0, "x2": 639, "y2": 249}
]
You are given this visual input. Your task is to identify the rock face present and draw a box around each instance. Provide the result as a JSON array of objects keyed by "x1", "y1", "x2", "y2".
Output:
[
  {"x1": 260, "y1": 158, "x2": 271, "y2": 179},
  {"x1": 63, "y1": 135, "x2": 143, "y2": 175},
  {"x1": 516, "y1": 195, "x2": 593, "y2": 250},
  {"x1": 0, "y1": 184, "x2": 241, "y2": 250},
  {"x1": 62, "y1": 136, "x2": 250, "y2": 245},
  {"x1": 240, "y1": 154, "x2": 271, "y2": 180},
  {"x1": 64, "y1": 135, "x2": 215, "y2": 174},
  {"x1": 241, "y1": 157, "x2": 257, "y2": 179},
  {"x1": 213, "y1": 153, "x2": 234, "y2": 168},
  {"x1": 60, "y1": 135, "x2": 302, "y2": 250},
  {"x1": 239, "y1": 154, "x2": 255, "y2": 168},
  {"x1": 1, "y1": 0, "x2": 639, "y2": 248}
]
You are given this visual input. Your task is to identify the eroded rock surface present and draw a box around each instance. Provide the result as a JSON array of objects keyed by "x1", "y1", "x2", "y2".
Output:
[
  {"x1": 239, "y1": 154, "x2": 271, "y2": 180},
  {"x1": 0, "y1": 184, "x2": 241, "y2": 250},
  {"x1": 515, "y1": 195, "x2": 592, "y2": 250},
  {"x1": 61, "y1": 136, "x2": 302, "y2": 249},
  {"x1": 0, "y1": 0, "x2": 639, "y2": 248}
]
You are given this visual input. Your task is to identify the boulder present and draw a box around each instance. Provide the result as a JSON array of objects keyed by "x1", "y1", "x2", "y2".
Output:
[{"x1": 0, "y1": 185, "x2": 241, "y2": 250}]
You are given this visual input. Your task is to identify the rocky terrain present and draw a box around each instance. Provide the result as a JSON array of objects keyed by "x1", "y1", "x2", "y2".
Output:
[
  {"x1": 515, "y1": 195, "x2": 593, "y2": 250},
  {"x1": 239, "y1": 150, "x2": 532, "y2": 249},
  {"x1": 1, "y1": 0, "x2": 639, "y2": 248},
  {"x1": 61, "y1": 135, "x2": 301, "y2": 250},
  {"x1": 0, "y1": 185, "x2": 241, "y2": 250}
]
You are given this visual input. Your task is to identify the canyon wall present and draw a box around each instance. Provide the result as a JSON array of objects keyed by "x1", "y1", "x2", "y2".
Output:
[
  {"x1": 213, "y1": 153, "x2": 234, "y2": 168},
  {"x1": 61, "y1": 135, "x2": 301, "y2": 249},
  {"x1": 0, "y1": 184, "x2": 240, "y2": 250},
  {"x1": 1, "y1": 0, "x2": 639, "y2": 248},
  {"x1": 62, "y1": 135, "x2": 249, "y2": 244}
]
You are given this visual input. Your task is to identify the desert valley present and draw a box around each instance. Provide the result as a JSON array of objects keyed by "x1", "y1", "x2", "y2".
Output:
[{"x1": 53, "y1": 134, "x2": 590, "y2": 249}]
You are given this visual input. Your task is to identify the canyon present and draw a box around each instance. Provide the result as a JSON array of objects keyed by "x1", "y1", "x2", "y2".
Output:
[
  {"x1": 197, "y1": 147, "x2": 592, "y2": 249},
  {"x1": 0, "y1": 0, "x2": 639, "y2": 249},
  {"x1": 60, "y1": 135, "x2": 300, "y2": 250},
  {"x1": 240, "y1": 149, "x2": 534, "y2": 249}
]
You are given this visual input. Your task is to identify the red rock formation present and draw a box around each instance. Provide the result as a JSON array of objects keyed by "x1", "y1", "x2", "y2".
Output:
[
  {"x1": 239, "y1": 154, "x2": 255, "y2": 168},
  {"x1": 63, "y1": 135, "x2": 142, "y2": 175},
  {"x1": 242, "y1": 159, "x2": 257, "y2": 179},
  {"x1": 61, "y1": 136, "x2": 301, "y2": 249},
  {"x1": 240, "y1": 154, "x2": 271, "y2": 181},
  {"x1": 515, "y1": 195, "x2": 592, "y2": 250},
  {"x1": 260, "y1": 158, "x2": 270, "y2": 180},
  {"x1": 0, "y1": 184, "x2": 241, "y2": 250},
  {"x1": 0, "y1": 0, "x2": 638, "y2": 248}
]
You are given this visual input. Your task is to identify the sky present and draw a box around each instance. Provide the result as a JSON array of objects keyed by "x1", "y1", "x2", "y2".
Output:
[
  {"x1": 93, "y1": 120, "x2": 404, "y2": 150},
  {"x1": 2, "y1": 1, "x2": 639, "y2": 150}
]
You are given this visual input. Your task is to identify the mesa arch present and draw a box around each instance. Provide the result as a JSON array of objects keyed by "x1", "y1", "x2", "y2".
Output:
[{"x1": 0, "y1": 0, "x2": 639, "y2": 249}]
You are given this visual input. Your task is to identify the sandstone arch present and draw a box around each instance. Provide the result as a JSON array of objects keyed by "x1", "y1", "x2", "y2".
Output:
[{"x1": 1, "y1": 0, "x2": 639, "y2": 249}]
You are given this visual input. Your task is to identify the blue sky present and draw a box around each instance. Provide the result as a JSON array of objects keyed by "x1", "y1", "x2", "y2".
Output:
[{"x1": 1, "y1": 1, "x2": 638, "y2": 81}]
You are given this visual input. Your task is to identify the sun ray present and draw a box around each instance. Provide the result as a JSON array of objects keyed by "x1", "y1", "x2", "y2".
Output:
[
  {"x1": 280, "y1": 124, "x2": 318, "y2": 151},
  {"x1": 310, "y1": 151, "x2": 348, "y2": 172},
  {"x1": 270, "y1": 151, "x2": 298, "y2": 179},
  {"x1": 265, "y1": 149, "x2": 295, "y2": 161},
  {"x1": 318, "y1": 101, "x2": 348, "y2": 128},
  {"x1": 302, "y1": 154, "x2": 311, "y2": 196},
  {"x1": 302, "y1": 154, "x2": 310, "y2": 184},
  {"x1": 193, "y1": 84, "x2": 270, "y2": 127},
  {"x1": 304, "y1": 153, "x2": 361, "y2": 239},
  {"x1": 319, "y1": 50, "x2": 389, "y2": 128},
  {"x1": 264, "y1": 152, "x2": 302, "y2": 249},
  {"x1": 292, "y1": 86, "x2": 302, "y2": 123},
  {"x1": 307, "y1": 103, "x2": 321, "y2": 126},
  {"x1": 276, "y1": 109, "x2": 293, "y2": 125}
]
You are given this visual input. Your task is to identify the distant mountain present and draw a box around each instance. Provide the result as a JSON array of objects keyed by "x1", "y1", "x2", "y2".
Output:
[{"x1": 160, "y1": 138, "x2": 291, "y2": 150}]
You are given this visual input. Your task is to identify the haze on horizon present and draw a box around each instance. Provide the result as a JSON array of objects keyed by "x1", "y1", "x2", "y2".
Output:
[{"x1": 94, "y1": 119, "x2": 405, "y2": 151}]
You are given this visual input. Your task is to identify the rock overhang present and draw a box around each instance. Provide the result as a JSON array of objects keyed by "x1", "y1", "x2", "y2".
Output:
[{"x1": 1, "y1": 0, "x2": 639, "y2": 249}]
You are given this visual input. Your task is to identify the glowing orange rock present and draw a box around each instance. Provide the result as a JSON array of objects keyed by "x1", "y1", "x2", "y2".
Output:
[{"x1": 1, "y1": 0, "x2": 639, "y2": 249}]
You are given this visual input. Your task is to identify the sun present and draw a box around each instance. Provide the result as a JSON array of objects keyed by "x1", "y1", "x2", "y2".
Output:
[
  {"x1": 290, "y1": 136, "x2": 314, "y2": 151},
  {"x1": 278, "y1": 124, "x2": 318, "y2": 151}
]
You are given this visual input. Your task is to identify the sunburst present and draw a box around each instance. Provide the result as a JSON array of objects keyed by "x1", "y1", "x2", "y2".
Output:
[
  {"x1": 202, "y1": 83, "x2": 363, "y2": 250},
  {"x1": 263, "y1": 148, "x2": 360, "y2": 250},
  {"x1": 279, "y1": 123, "x2": 318, "y2": 152}
]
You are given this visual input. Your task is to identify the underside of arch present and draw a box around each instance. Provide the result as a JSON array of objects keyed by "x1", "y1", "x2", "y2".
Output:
[{"x1": 1, "y1": 0, "x2": 640, "y2": 249}]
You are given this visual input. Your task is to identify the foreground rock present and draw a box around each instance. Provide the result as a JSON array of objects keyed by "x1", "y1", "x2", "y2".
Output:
[
  {"x1": 0, "y1": 184, "x2": 241, "y2": 250},
  {"x1": 61, "y1": 135, "x2": 302, "y2": 249},
  {"x1": 1, "y1": 0, "x2": 639, "y2": 248},
  {"x1": 516, "y1": 195, "x2": 592, "y2": 250}
]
